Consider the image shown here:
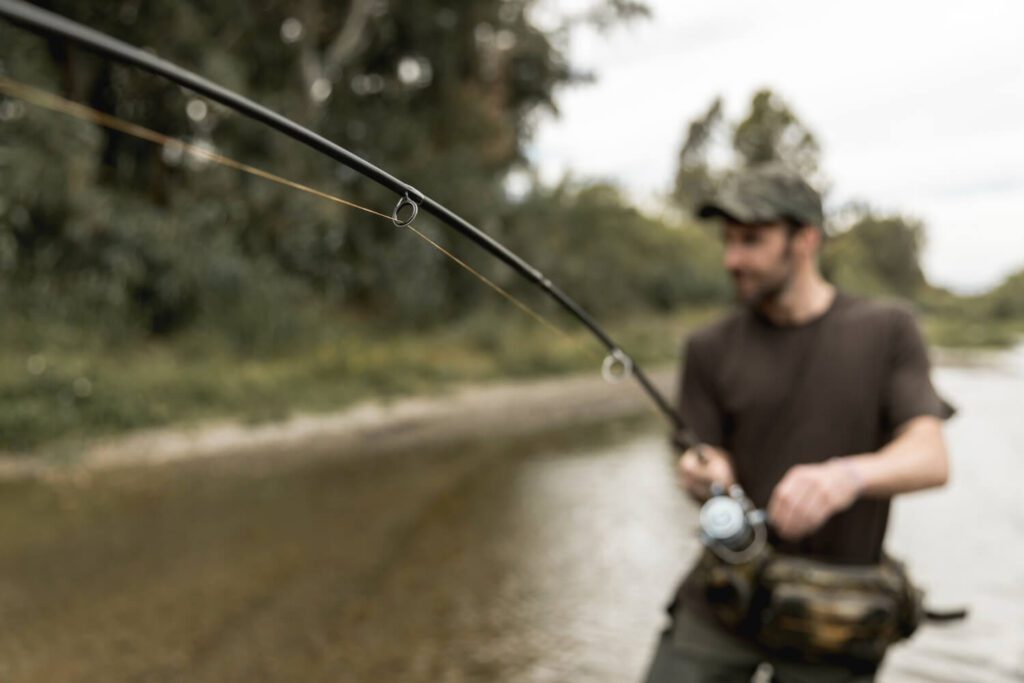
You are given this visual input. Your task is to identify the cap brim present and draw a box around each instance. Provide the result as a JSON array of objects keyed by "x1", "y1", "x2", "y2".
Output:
[
  {"x1": 696, "y1": 202, "x2": 739, "y2": 222},
  {"x1": 695, "y1": 198, "x2": 754, "y2": 224}
]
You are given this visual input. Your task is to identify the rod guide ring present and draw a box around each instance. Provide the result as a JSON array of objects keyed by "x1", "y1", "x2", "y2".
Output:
[
  {"x1": 601, "y1": 349, "x2": 633, "y2": 383},
  {"x1": 392, "y1": 192, "x2": 421, "y2": 227}
]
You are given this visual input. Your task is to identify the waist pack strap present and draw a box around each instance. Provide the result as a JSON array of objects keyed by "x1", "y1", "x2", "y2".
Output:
[{"x1": 924, "y1": 607, "x2": 968, "y2": 622}]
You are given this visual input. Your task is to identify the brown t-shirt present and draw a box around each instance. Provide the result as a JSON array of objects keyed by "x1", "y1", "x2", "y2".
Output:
[{"x1": 673, "y1": 292, "x2": 954, "y2": 608}]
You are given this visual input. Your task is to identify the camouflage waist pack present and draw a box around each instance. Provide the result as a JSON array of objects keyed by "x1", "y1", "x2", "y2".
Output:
[{"x1": 696, "y1": 549, "x2": 924, "y2": 665}]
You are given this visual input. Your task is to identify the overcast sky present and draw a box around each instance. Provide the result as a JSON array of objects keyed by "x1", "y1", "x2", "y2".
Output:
[{"x1": 528, "y1": 0, "x2": 1024, "y2": 294}]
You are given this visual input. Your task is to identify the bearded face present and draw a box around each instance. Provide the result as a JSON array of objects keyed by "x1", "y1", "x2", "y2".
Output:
[{"x1": 721, "y1": 222, "x2": 797, "y2": 308}]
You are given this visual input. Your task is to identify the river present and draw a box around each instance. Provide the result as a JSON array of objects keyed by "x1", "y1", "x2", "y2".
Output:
[{"x1": 0, "y1": 349, "x2": 1021, "y2": 682}]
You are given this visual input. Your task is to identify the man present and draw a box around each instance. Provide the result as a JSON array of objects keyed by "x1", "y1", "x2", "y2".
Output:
[{"x1": 642, "y1": 163, "x2": 954, "y2": 682}]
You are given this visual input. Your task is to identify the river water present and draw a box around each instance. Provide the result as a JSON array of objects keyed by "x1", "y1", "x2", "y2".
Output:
[{"x1": 0, "y1": 350, "x2": 1021, "y2": 682}]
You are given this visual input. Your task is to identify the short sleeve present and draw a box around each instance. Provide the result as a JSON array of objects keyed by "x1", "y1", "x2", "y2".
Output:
[
  {"x1": 675, "y1": 337, "x2": 725, "y2": 449},
  {"x1": 884, "y1": 310, "x2": 956, "y2": 429}
]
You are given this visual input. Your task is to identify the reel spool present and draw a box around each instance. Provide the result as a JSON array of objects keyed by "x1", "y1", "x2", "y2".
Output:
[{"x1": 699, "y1": 484, "x2": 768, "y2": 565}]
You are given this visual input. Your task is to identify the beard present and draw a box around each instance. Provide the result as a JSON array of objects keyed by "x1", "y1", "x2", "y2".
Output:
[
  {"x1": 737, "y1": 273, "x2": 789, "y2": 308},
  {"x1": 731, "y1": 243, "x2": 795, "y2": 309}
]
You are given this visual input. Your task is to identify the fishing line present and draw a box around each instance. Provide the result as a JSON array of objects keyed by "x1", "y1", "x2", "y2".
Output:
[
  {"x1": 0, "y1": 75, "x2": 392, "y2": 219},
  {"x1": 0, "y1": 74, "x2": 599, "y2": 359}
]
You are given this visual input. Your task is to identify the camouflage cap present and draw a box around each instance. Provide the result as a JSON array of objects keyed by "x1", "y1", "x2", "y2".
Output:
[{"x1": 697, "y1": 163, "x2": 824, "y2": 228}]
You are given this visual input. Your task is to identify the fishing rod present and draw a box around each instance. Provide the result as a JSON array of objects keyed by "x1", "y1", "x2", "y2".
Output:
[{"x1": 0, "y1": 0, "x2": 698, "y2": 446}]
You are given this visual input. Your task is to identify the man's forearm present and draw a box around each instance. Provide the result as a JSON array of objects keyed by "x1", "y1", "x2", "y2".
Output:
[{"x1": 844, "y1": 416, "x2": 949, "y2": 497}]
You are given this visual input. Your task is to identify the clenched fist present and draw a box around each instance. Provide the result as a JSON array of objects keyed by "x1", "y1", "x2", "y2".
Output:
[{"x1": 768, "y1": 458, "x2": 864, "y2": 541}]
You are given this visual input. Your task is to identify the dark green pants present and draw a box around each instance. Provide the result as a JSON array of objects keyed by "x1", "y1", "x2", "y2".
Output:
[{"x1": 641, "y1": 606, "x2": 877, "y2": 683}]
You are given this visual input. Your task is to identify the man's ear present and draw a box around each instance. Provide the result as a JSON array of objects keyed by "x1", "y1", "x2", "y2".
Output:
[{"x1": 796, "y1": 225, "x2": 823, "y2": 257}]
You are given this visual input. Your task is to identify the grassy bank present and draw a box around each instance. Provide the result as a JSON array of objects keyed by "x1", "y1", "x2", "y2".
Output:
[
  {"x1": 922, "y1": 315, "x2": 1024, "y2": 350},
  {"x1": 2, "y1": 304, "x2": 1019, "y2": 455},
  {"x1": 0, "y1": 307, "x2": 719, "y2": 454}
]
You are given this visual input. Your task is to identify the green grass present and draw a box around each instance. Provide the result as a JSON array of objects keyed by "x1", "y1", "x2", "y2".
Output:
[
  {"x1": 2, "y1": 305, "x2": 1019, "y2": 455},
  {"x1": 0, "y1": 307, "x2": 718, "y2": 454},
  {"x1": 922, "y1": 315, "x2": 1024, "y2": 349}
]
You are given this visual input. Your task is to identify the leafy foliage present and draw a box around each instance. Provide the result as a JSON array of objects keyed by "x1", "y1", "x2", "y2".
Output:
[
  {"x1": 821, "y1": 208, "x2": 927, "y2": 299},
  {"x1": 3, "y1": 0, "x2": 717, "y2": 347},
  {"x1": 506, "y1": 181, "x2": 728, "y2": 318},
  {"x1": 984, "y1": 268, "x2": 1024, "y2": 320},
  {"x1": 732, "y1": 89, "x2": 821, "y2": 179},
  {"x1": 671, "y1": 88, "x2": 823, "y2": 213},
  {"x1": 672, "y1": 97, "x2": 722, "y2": 213}
]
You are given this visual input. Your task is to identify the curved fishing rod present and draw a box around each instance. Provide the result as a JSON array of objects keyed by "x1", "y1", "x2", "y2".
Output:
[{"x1": 0, "y1": 0, "x2": 697, "y2": 446}]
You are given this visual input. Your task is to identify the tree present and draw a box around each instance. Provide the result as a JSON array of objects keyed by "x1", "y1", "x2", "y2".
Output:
[
  {"x1": 733, "y1": 89, "x2": 821, "y2": 179},
  {"x1": 0, "y1": 0, "x2": 650, "y2": 335},
  {"x1": 985, "y1": 268, "x2": 1024, "y2": 320},
  {"x1": 504, "y1": 180, "x2": 728, "y2": 317},
  {"x1": 671, "y1": 97, "x2": 722, "y2": 213},
  {"x1": 672, "y1": 89, "x2": 822, "y2": 214},
  {"x1": 822, "y1": 209, "x2": 927, "y2": 299}
]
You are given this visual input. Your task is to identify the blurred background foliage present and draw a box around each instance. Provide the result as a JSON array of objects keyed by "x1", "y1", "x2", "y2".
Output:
[{"x1": 0, "y1": 0, "x2": 1019, "y2": 450}]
